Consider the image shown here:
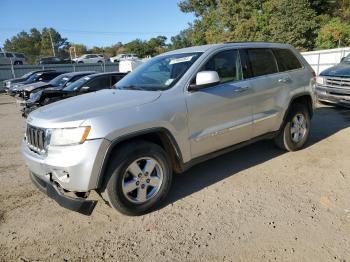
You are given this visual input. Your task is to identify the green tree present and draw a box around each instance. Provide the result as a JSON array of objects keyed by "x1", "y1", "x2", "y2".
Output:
[
  {"x1": 178, "y1": 0, "x2": 319, "y2": 49},
  {"x1": 4, "y1": 28, "x2": 42, "y2": 63},
  {"x1": 170, "y1": 29, "x2": 192, "y2": 49},
  {"x1": 316, "y1": 18, "x2": 350, "y2": 49},
  {"x1": 40, "y1": 27, "x2": 69, "y2": 57}
]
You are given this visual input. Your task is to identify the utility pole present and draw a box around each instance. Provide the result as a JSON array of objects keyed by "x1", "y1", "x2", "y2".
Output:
[{"x1": 48, "y1": 29, "x2": 56, "y2": 57}]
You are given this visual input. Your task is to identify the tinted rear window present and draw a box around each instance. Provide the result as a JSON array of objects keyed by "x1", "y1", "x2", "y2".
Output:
[
  {"x1": 246, "y1": 48, "x2": 278, "y2": 77},
  {"x1": 273, "y1": 48, "x2": 303, "y2": 71}
]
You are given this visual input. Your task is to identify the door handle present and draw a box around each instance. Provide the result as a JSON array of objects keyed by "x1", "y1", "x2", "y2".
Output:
[
  {"x1": 278, "y1": 77, "x2": 291, "y2": 83},
  {"x1": 234, "y1": 86, "x2": 249, "y2": 93}
]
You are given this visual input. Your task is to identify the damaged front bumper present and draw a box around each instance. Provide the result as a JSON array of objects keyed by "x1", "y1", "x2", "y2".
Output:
[{"x1": 30, "y1": 172, "x2": 97, "y2": 215}]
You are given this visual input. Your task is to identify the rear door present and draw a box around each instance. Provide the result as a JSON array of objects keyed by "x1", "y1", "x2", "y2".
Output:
[{"x1": 240, "y1": 48, "x2": 292, "y2": 137}]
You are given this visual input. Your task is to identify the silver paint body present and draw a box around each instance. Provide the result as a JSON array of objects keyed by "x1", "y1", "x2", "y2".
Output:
[{"x1": 21, "y1": 42, "x2": 316, "y2": 192}]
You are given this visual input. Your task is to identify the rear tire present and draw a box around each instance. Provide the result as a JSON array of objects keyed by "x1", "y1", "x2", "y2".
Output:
[
  {"x1": 100, "y1": 140, "x2": 173, "y2": 216},
  {"x1": 274, "y1": 103, "x2": 310, "y2": 151}
]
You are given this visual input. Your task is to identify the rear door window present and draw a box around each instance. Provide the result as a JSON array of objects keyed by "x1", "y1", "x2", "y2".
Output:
[
  {"x1": 111, "y1": 75, "x2": 124, "y2": 86},
  {"x1": 15, "y1": 53, "x2": 25, "y2": 58},
  {"x1": 200, "y1": 49, "x2": 243, "y2": 84},
  {"x1": 245, "y1": 48, "x2": 278, "y2": 77},
  {"x1": 86, "y1": 76, "x2": 110, "y2": 91},
  {"x1": 273, "y1": 48, "x2": 303, "y2": 72},
  {"x1": 5, "y1": 53, "x2": 14, "y2": 58}
]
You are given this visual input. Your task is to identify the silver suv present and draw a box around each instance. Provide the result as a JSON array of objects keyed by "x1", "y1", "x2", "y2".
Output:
[
  {"x1": 0, "y1": 51, "x2": 27, "y2": 65},
  {"x1": 21, "y1": 42, "x2": 316, "y2": 216}
]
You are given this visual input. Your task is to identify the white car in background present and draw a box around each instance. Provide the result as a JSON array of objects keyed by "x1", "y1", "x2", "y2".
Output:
[
  {"x1": 73, "y1": 54, "x2": 105, "y2": 64},
  {"x1": 110, "y1": 53, "x2": 138, "y2": 63}
]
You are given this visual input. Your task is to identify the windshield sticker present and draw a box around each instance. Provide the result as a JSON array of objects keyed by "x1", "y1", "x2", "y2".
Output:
[
  {"x1": 165, "y1": 79, "x2": 174, "y2": 86},
  {"x1": 169, "y1": 56, "x2": 194, "y2": 65},
  {"x1": 83, "y1": 77, "x2": 90, "y2": 81}
]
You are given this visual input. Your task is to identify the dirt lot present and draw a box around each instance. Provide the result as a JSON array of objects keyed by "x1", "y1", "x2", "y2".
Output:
[{"x1": 0, "y1": 93, "x2": 349, "y2": 262}]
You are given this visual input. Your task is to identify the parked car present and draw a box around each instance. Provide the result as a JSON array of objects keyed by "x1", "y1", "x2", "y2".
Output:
[
  {"x1": 22, "y1": 72, "x2": 127, "y2": 117},
  {"x1": 315, "y1": 53, "x2": 350, "y2": 106},
  {"x1": 21, "y1": 42, "x2": 316, "y2": 216},
  {"x1": 37, "y1": 56, "x2": 72, "y2": 64},
  {"x1": 3, "y1": 70, "x2": 56, "y2": 92},
  {"x1": 0, "y1": 51, "x2": 27, "y2": 65},
  {"x1": 8, "y1": 71, "x2": 65, "y2": 96},
  {"x1": 73, "y1": 54, "x2": 105, "y2": 64},
  {"x1": 19, "y1": 71, "x2": 95, "y2": 100},
  {"x1": 110, "y1": 53, "x2": 139, "y2": 63}
]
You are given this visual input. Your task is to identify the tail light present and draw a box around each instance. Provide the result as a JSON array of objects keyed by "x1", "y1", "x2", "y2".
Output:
[{"x1": 312, "y1": 70, "x2": 316, "y2": 81}]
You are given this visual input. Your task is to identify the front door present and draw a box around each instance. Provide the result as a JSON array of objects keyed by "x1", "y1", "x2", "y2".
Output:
[{"x1": 186, "y1": 49, "x2": 254, "y2": 158}]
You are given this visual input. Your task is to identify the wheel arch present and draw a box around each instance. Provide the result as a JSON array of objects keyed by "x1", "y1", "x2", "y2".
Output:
[
  {"x1": 95, "y1": 128, "x2": 184, "y2": 189},
  {"x1": 283, "y1": 92, "x2": 314, "y2": 124}
]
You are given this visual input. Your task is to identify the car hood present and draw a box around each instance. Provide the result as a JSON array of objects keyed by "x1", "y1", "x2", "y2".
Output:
[
  {"x1": 22, "y1": 81, "x2": 50, "y2": 92},
  {"x1": 6, "y1": 77, "x2": 25, "y2": 84},
  {"x1": 29, "y1": 89, "x2": 162, "y2": 127},
  {"x1": 320, "y1": 63, "x2": 350, "y2": 78}
]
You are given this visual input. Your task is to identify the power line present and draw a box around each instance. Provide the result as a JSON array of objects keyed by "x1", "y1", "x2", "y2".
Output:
[{"x1": 0, "y1": 27, "x2": 179, "y2": 36}]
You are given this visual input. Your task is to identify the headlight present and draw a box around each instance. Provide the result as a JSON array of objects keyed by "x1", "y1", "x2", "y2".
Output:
[
  {"x1": 49, "y1": 126, "x2": 91, "y2": 146},
  {"x1": 29, "y1": 90, "x2": 43, "y2": 102},
  {"x1": 316, "y1": 76, "x2": 325, "y2": 85}
]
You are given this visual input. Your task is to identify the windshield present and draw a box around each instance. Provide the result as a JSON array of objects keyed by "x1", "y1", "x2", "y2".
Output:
[
  {"x1": 24, "y1": 73, "x2": 42, "y2": 83},
  {"x1": 342, "y1": 54, "x2": 350, "y2": 63},
  {"x1": 63, "y1": 76, "x2": 90, "y2": 91},
  {"x1": 115, "y1": 52, "x2": 202, "y2": 91},
  {"x1": 49, "y1": 75, "x2": 69, "y2": 87},
  {"x1": 22, "y1": 71, "x2": 35, "y2": 79}
]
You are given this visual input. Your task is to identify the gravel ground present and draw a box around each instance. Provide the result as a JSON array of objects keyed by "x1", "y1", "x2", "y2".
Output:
[{"x1": 0, "y1": 93, "x2": 349, "y2": 262}]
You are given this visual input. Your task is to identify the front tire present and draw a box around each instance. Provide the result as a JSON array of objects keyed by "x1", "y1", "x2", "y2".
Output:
[
  {"x1": 100, "y1": 141, "x2": 173, "y2": 216},
  {"x1": 274, "y1": 103, "x2": 310, "y2": 151}
]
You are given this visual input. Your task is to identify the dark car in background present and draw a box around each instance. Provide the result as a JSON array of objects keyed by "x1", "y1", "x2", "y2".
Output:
[
  {"x1": 22, "y1": 72, "x2": 127, "y2": 117},
  {"x1": 19, "y1": 71, "x2": 95, "y2": 100},
  {"x1": 316, "y1": 53, "x2": 350, "y2": 106},
  {"x1": 37, "y1": 56, "x2": 72, "y2": 64},
  {"x1": 3, "y1": 69, "x2": 56, "y2": 92},
  {"x1": 8, "y1": 71, "x2": 65, "y2": 96}
]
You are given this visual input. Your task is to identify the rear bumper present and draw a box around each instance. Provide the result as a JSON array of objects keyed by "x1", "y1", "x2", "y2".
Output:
[
  {"x1": 315, "y1": 85, "x2": 350, "y2": 106},
  {"x1": 30, "y1": 172, "x2": 97, "y2": 215}
]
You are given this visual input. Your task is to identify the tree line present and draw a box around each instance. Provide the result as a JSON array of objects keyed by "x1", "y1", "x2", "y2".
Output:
[{"x1": 3, "y1": 0, "x2": 350, "y2": 64}]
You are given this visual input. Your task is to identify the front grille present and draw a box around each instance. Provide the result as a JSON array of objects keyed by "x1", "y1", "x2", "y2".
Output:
[
  {"x1": 325, "y1": 77, "x2": 350, "y2": 89},
  {"x1": 26, "y1": 125, "x2": 47, "y2": 154}
]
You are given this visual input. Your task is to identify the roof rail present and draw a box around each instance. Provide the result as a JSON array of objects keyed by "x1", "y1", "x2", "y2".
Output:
[{"x1": 224, "y1": 41, "x2": 284, "y2": 45}]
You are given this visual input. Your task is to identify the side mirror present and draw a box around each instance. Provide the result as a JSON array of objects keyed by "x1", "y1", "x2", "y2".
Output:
[
  {"x1": 188, "y1": 71, "x2": 220, "y2": 91},
  {"x1": 341, "y1": 57, "x2": 345, "y2": 62}
]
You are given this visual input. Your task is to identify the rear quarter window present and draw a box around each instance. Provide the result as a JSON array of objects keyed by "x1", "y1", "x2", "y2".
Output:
[{"x1": 273, "y1": 48, "x2": 303, "y2": 72}]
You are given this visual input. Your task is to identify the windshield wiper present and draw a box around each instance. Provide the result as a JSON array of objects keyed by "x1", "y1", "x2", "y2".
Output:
[{"x1": 118, "y1": 85, "x2": 145, "y2": 90}]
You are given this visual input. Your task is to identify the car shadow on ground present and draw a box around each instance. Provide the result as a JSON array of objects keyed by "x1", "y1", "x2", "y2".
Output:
[{"x1": 163, "y1": 105, "x2": 350, "y2": 208}]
